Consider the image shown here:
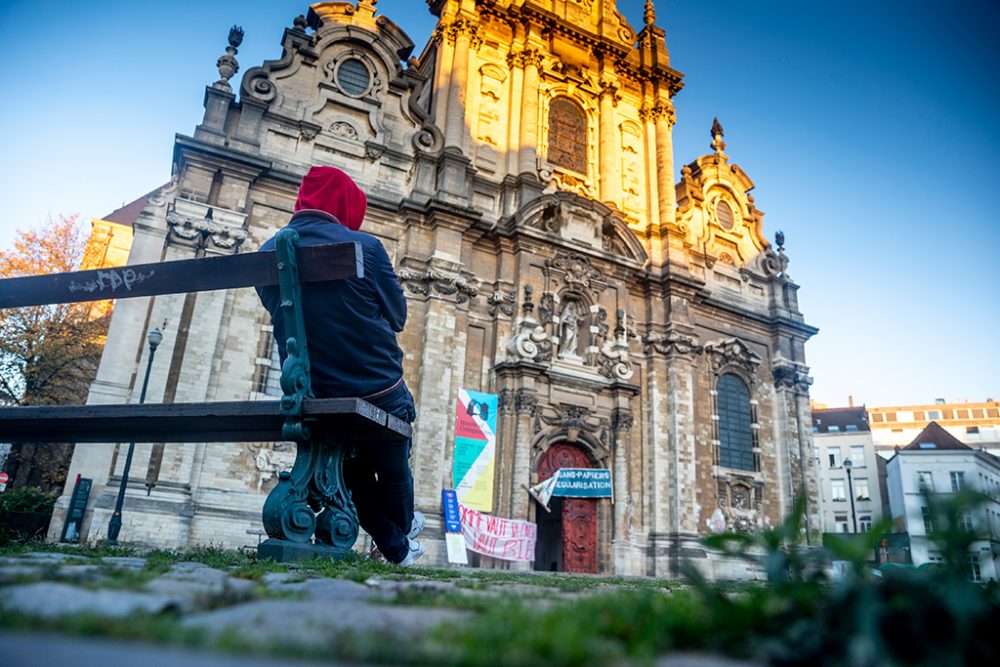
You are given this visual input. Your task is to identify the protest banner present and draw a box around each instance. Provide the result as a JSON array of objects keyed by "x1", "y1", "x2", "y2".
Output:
[
  {"x1": 458, "y1": 503, "x2": 536, "y2": 562},
  {"x1": 525, "y1": 468, "x2": 613, "y2": 511}
]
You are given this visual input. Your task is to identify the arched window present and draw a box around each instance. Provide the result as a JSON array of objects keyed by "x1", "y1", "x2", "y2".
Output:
[
  {"x1": 548, "y1": 97, "x2": 587, "y2": 174},
  {"x1": 717, "y1": 373, "x2": 754, "y2": 471}
]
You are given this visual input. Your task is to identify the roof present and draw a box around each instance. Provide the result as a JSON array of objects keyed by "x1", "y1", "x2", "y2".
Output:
[
  {"x1": 812, "y1": 406, "x2": 870, "y2": 433},
  {"x1": 100, "y1": 184, "x2": 169, "y2": 227},
  {"x1": 901, "y1": 421, "x2": 970, "y2": 451}
]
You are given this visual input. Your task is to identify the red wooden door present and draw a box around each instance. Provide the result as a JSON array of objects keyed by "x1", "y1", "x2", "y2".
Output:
[{"x1": 537, "y1": 443, "x2": 597, "y2": 574}]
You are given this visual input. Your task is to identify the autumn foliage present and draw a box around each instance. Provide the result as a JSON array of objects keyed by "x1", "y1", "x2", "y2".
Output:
[{"x1": 1, "y1": 215, "x2": 109, "y2": 492}]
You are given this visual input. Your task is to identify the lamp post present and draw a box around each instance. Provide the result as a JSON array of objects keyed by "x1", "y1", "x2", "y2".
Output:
[
  {"x1": 844, "y1": 457, "x2": 858, "y2": 534},
  {"x1": 107, "y1": 327, "x2": 163, "y2": 545}
]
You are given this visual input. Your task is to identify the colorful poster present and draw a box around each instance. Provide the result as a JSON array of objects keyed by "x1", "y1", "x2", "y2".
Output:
[
  {"x1": 459, "y1": 503, "x2": 537, "y2": 562},
  {"x1": 453, "y1": 389, "x2": 497, "y2": 512}
]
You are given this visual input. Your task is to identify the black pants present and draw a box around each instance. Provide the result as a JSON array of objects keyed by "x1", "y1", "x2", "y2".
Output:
[{"x1": 342, "y1": 382, "x2": 415, "y2": 563}]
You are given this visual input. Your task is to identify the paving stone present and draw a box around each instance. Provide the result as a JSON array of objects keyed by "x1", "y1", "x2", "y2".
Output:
[
  {"x1": 183, "y1": 598, "x2": 469, "y2": 648},
  {"x1": 267, "y1": 576, "x2": 390, "y2": 602},
  {"x1": 259, "y1": 571, "x2": 301, "y2": 587},
  {"x1": 100, "y1": 556, "x2": 148, "y2": 570},
  {"x1": 20, "y1": 552, "x2": 90, "y2": 565},
  {"x1": 143, "y1": 566, "x2": 255, "y2": 611},
  {"x1": 0, "y1": 582, "x2": 179, "y2": 618}
]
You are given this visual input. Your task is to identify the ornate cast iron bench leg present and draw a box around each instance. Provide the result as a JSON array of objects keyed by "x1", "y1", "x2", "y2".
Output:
[{"x1": 257, "y1": 229, "x2": 360, "y2": 562}]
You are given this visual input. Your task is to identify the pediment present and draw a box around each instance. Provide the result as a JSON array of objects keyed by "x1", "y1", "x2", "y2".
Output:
[{"x1": 509, "y1": 192, "x2": 646, "y2": 263}]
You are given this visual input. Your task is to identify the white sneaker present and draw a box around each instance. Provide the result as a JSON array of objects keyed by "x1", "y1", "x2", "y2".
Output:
[
  {"x1": 398, "y1": 538, "x2": 425, "y2": 567},
  {"x1": 408, "y1": 510, "x2": 426, "y2": 540}
]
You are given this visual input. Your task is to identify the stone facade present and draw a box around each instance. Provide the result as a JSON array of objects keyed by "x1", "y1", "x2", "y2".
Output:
[{"x1": 53, "y1": 0, "x2": 818, "y2": 577}]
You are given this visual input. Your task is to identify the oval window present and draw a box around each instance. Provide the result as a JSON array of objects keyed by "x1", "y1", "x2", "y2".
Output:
[
  {"x1": 716, "y1": 200, "x2": 735, "y2": 231},
  {"x1": 337, "y1": 59, "x2": 370, "y2": 96}
]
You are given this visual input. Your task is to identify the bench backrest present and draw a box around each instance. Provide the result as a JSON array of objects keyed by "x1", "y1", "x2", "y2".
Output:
[{"x1": 0, "y1": 240, "x2": 363, "y2": 308}]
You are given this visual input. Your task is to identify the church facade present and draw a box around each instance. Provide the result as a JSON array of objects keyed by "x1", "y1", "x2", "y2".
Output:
[{"x1": 54, "y1": 0, "x2": 819, "y2": 577}]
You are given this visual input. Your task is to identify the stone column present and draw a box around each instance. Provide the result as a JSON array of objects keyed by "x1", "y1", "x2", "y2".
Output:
[
  {"x1": 598, "y1": 78, "x2": 621, "y2": 205},
  {"x1": 505, "y1": 51, "x2": 525, "y2": 178},
  {"x1": 643, "y1": 327, "x2": 702, "y2": 576},
  {"x1": 654, "y1": 99, "x2": 677, "y2": 229},
  {"x1": 518, "y1": 49, "x2": 542, "y2": 177},
  {"x1": 443, "y1": 20, "x2": 473, "y2": 152}
]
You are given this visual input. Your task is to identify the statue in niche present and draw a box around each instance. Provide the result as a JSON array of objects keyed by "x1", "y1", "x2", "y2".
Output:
[{"x1": 558, "y1": 300, "x2": 582, "y2": 360}]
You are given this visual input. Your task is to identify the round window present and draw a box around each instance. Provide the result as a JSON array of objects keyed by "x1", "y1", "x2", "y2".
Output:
[
  {"x1": 716, "y1": 200, "x2": 735, "y2": 231},
  {"x1": 337, "y1": 58, "x2": 370, "y2": 96}
]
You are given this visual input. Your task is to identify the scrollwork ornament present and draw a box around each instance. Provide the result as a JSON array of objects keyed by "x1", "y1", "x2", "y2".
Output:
[
  {"x1": 546, "y1": 253, "x2": 603, "y2": 293},
  {"x1": 488, "y1": 290, "x2": 516, "y2": 317},
  {"x1": 643, "y1": 330, "x2": 703, "y2": 358},
  {"x1": 514, "y1": 389, "x2": 538, "y2": 415},
  {"x1": 611, "y1": 408, "x2": 635, "y2": 432},
  {"x1": 705, "y1": 338, "x2": 762, "y2": 376}
]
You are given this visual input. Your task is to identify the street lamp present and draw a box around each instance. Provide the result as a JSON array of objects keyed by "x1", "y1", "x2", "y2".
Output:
[
  {"x1": 107, "y1": 326, "x2": 163, "y2": 545},
  {"x1": 844, "y1": 457, "x2": 858, "y2": 534}
]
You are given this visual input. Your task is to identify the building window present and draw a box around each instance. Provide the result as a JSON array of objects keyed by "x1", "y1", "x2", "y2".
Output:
[
  {"x1": 828, "y1": 447, "x2": 841, "y2": 469},
  {"x1": 251, "y1": 325, "x2": 282, "y2": 398},
  {"x1": 834, "y1": 514, "x2": 849, "y2": 533},
  {"x1": 886, "y1": 412, "x2": 897, "y2": 422},
  {"x1": 850, "y1": 446, "x2": 866, "y2": 468},
  {"x1": 854, "y1": 478, "x2": 871, "y2": 501},
  {"x1": 859, "y1": 515, "x2": 872, "y2": 532},
  {"x1": 716, "y1": 200, "x2": 735, "y2": 231},
  {"x1": 968, "y1": 555, "x2": 982, "y2": 582},
  {"x1": 928, "y1": 410, "x2": 941, "y2": 420},
  {"x1": 959, "y1": 512, "x2": 974, "y2": 533},
  {"x1": 967, "y1": 426, "x2": 980, "y2": 435},
  {"x1": 917, "y1": 471, "x2": 934, "y2": 492},
  {"x1": 872, "y1": 413, "x2": 884, "y2": 422},
  {"x1": 831, "y1": 479, "x2": 846, "y2": 502},
  {"x1": 336, "y1": 58, "x2": 371, "y2": 96},
  {"x1": 547, "y1": 97, "x2": 587, "y2": 174},
  {"x1": 716, "y1": 374, "x2": 754, "y2": 471},
  {"x1": 921, "y1": 506, "x2": 934, "y2": 534},
  {"x1": 828, "y1": 425, "x2": 841, "y2": 433},
  {"x1": 951, "y1": 471, "x2": 966, "y2": 492},
  {"x1": 845, "y1": 424, "x2": 859, "y2": 431}
]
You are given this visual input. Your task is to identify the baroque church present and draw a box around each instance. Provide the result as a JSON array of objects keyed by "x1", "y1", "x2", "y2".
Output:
[{"x1": 54, "y1": 0, "x2": 819, "y2": 577}]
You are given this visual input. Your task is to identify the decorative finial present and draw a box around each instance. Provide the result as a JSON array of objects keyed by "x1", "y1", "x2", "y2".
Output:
[
  {"x1": 215, "y1": 25, "x2": 244, "y2": 89},
  {"x1": 293, "y1": 14, "x2": 307, "y2": 31},
  {"x1": 644, "y1": 0, "x2": 656, "y2": 26},
  {"x1": 775, "y1": 230, "x2": 785, "y2": 252},
  {"x1": 710, "y1": 117, "x2": 726, "y2": 153}
]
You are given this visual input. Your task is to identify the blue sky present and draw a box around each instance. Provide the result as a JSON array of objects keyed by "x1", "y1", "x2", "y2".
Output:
[{"x1": 0, "y1": 1, "x2": 996, "y2": 407}]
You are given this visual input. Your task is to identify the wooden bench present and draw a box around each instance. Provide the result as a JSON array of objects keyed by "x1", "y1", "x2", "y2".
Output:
[{"x1": 0, "y1": 229, "x2": 410, "y2": 561}]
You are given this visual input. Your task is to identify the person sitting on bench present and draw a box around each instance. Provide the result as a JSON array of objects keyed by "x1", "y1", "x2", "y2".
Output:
[{"x1": 257, "y1": 165, "x2": 425, "y2": 566}]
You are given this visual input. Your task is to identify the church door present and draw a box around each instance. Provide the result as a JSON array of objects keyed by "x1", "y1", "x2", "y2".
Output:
[{"x1": 534, "y1": 442, "x2": 597, "y2": 574}]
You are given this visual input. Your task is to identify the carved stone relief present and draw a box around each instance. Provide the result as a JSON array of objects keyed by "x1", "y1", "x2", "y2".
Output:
[{"x1": 165, "y1": 198, "x2": 248, "y2": 253}]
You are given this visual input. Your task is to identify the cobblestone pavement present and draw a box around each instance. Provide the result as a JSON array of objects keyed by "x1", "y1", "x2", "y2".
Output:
[{"x1": 0, "y1": 551, "x2": 758, "y2": 666}]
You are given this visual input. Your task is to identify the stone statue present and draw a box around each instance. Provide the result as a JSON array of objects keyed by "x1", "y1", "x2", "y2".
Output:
[{"x1": 558, "y1": 300, "x2": 581, "y2": 359}]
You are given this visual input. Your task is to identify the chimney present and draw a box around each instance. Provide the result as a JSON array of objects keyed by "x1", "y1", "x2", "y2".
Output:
[{"x1": 849, "y1": 395, "x2": 854, "y2": 408}]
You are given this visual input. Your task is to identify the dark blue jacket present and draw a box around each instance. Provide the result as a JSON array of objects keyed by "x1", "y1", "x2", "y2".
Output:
[{"x1": 256, "y1": 211, "x2": 406, "y2": 398}]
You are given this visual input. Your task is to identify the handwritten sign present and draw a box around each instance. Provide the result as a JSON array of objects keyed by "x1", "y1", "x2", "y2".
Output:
[
  {"x1": 459, "y1": 503, "x2": 536, "y2": 562},
  {"x1": 70, "y1": 268, "x2": 155, "y2": 295}
]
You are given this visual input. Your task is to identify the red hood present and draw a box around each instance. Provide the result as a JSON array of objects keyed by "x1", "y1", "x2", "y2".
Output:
[{"x1": 293, "y1": 166, "x2": 367, "y2": 231}]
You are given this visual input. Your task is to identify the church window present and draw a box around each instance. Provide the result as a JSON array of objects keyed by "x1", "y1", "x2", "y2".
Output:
[
  {"x1": 547, "y1": 97, "x2": 587, "y2": 174},
  {"x1": 337, "y1": 58, "x2": 371, "y2": 97},
  {"x1": 716, "y1": 200, "x2": 735, "y2": 231},
  {"x1": 716, "y1": 373, "x2": 754, "y2": 471},
  {"x1": 251, "y1": 323, "x2": 282, "y2": 398}
]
